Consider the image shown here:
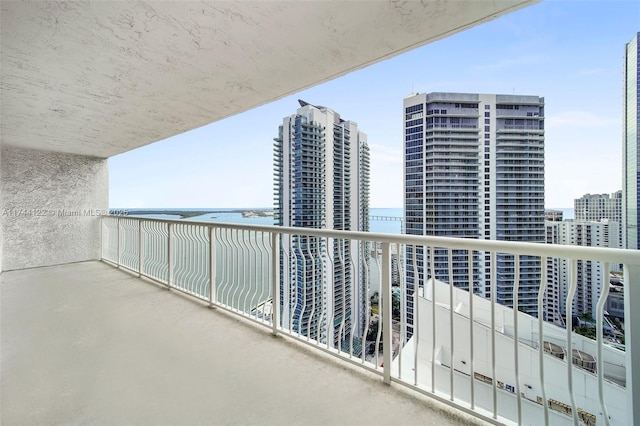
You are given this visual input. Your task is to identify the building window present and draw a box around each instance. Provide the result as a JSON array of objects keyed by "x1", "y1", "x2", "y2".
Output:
[
  {"x1": 485, "y1": 126, "x2": 490, "y2": 132},
  {"x1": 485, "y1": 119, "x2": 490, "y2": 124},
  {"x1": 484, "y1": 133, "x2": 490, "y2": 139},
  {"x1": 485, "y1": 105, "x2": 490, "y2": 110},
  {"x1": 485, "y1": 112, "x2": 490, "y2": 117}
]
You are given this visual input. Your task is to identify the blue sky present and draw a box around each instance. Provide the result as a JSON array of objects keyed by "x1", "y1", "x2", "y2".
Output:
[{"x1": 109, "y1": 1, "x2": 640, "y2": 209}]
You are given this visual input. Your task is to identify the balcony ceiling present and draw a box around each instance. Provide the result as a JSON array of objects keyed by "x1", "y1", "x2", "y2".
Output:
[{"x1": 1, "y1": 1, "x2": 534, "y2": 158}]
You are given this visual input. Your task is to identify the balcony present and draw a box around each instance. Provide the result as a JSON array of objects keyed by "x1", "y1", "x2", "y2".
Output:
[
  {"x1": 2, "y1": 2, "x2": 638, "y2": 425},
  {"x1": 7, "y1": 216, "x2": 636, "y2": 425}
]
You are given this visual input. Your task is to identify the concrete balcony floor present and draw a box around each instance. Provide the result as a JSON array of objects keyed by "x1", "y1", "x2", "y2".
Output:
[{"x1": 2, "y1": 261, "x2": 483, "y2": 426}]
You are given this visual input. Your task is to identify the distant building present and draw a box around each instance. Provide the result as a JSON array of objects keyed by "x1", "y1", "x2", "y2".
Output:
[
  {"x1": 274, "y1": 100, "x2": 370, "y2": 345},
  {"x1": 606, "y1": 287, "x2": 625, "y2": 320},
  {"x1": 545, "y1": 209, "x2": 563, "y2": 222},
  {"x1": 574, "y1": 191, "x2": 622, "y2": 246},
  {"x1": 623, "y1": 32, "x2": 639, "y2": 249},
  {"x1": 403, "y1": 92, "x2": 545, "y2": 335},
  {"x1": 545, "y1": 220, "x2": 620, "y2": 321}
]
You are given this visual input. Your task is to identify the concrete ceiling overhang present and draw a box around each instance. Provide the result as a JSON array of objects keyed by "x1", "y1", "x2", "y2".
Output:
[{"x1": 1, "y1": 1, "x2": 535, "y2": 158}]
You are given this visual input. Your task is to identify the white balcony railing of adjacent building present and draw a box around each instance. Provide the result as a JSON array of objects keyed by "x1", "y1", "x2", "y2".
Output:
[{"x1": 101, "y1": 215, "x2": 640, "y2": 426}]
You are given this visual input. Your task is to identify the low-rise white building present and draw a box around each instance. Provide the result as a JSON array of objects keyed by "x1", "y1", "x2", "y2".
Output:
[
  {"x1": 545, "y1": 219, "x2": 621, "y2": 322},
  {"x1": 393, "y1": 278, "x2": 626, "y2": 425}
]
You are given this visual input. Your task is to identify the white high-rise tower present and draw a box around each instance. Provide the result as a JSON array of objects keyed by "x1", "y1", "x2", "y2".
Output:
[
  {"x1": 274, "y1": 100, "x2": 370, "y2": 346},
  {"x1": 403, "y1": 92, "x2": 545, "y2": 334}
]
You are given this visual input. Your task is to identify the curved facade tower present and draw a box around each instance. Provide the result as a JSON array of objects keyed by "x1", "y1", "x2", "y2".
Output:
[{"x1": 274, "y1": 101, "x2": 370, "y2": 346}]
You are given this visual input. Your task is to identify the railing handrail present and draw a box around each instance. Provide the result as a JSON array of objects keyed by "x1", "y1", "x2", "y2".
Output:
[
  {"x1": 109, "y1": 215, "x2": 640, "y2": 265},
  {"x1": 101, "y1": 214, "x2": 639, "y2": 425}
]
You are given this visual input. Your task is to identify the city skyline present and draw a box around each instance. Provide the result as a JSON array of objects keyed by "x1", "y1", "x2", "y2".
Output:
[{"x1": 109, "y1": 1, "x2": 639, "y2": 209}]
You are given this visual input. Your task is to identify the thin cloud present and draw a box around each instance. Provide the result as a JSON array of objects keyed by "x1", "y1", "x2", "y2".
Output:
[
  {"x1": 578, "y1": 67, "x2": 610, "y2": 76},
  {"x1": 473, "y1": 55, "x2": 543, "y2": 72},
  {"x1": 546, "y1": 110, "x2": 619, "y2": 128},
  {"x1": 369, "y1": 143, "x2": 402, "y2": 165}
]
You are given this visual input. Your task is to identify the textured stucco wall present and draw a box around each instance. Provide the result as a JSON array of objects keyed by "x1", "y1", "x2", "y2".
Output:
[
  {"x1": 1, "y1": 145, "x2": 107, "y2": 271},
  {"x1": 0, "y1": 145, "x2": 3, "y2": 273}
]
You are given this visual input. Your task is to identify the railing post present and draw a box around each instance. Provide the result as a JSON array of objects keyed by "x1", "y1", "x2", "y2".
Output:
[
  {"x1": 271, "y1": 232, "x2": 280, "y2": 336},
  {"x1": 209, "y1": 226, "x2": 217, "y2": 307},
  {"x1": 490, "y1": 251, "x2": 497, "y2": 419},
  {"x1": 382, "y1": 242, "x2": 392, "y2": 385},
  {"x1": 116, "y1": 217, "x2": 121, "y2": 268},
  {"x1": 624, "y1": 263, "x2": 640, "y2": 426},
  {"x1": 138, "y1": 220, "x2": 143, "y2": 277},
  {"x1": 100, "y1": 216, "x2": 104, "y2": 261},
  {"x1": 167, "y1": 223, "x2": 173, "y2": 289}
]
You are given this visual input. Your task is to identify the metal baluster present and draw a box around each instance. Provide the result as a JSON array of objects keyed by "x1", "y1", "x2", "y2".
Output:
[
  {"x1": 566, "y1": 259, "x2": 578, "y2": 425},
  {"x1": 491, "y1": 251, "x2": 497, "y2": 419},
  {"x1": 513, "y1": 254, "x2": 522, "y2": 425},
  {"x1": 382, "y1": 242, "x2": 392, "y2": 385},
  {"x1": 538, "y1": 256, "x2": 549, "y2": 425},
  {"x1": 468, "y1": 249, "x2": 475, "y2": 410},
  {"x1": 596, "y1": 262, "x2": 611, "y2": 426},
  {"x1": 271, "y1": 232, "x2": 280, "y2": 336},
  {"x1": 448, "y1": 249, "x2": 454, "y2": 401}
]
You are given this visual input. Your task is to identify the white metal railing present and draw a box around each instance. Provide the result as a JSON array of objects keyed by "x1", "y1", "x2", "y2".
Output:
[{"x1": 101, "y1": 215, "x2": 640, "y2": 426}]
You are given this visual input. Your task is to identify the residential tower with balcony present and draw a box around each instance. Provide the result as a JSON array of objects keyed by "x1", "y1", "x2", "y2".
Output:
[
  {"x1": 274, "y1": 100, "x2": 370, "y2": 345},
  {"x1": 403, "y1": 92, "x2": 545, "y2": 334},
  {"x1": 575, "y1": 191, "x2": 623, "y2": 248},
  {"x1": 545, "y1": 219, "x2": 620, "y2": 322}
]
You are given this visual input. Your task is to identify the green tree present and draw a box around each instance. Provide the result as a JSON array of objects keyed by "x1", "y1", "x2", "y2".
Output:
[
  {"x1": 366, "y1": 319, "x2": 380, "y2": 341},
  {"x1": 580, "y1": 312, "x2": 594, "y2": 322},
  {"x1": 392, "y1": 288, "x2": 401, "y2": 320},
  {"x1": 575, "y1": 325, "x2": 596, "y2": 340}
]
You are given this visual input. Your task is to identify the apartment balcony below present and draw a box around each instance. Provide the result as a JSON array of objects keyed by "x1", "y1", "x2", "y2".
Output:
[{"x1": 1, "y1": 261, "x2": 481, "y2": 426}]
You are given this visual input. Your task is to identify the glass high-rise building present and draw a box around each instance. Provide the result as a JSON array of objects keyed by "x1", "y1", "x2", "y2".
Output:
[
  {"x1": 403, "y1": 92, "x2": 545, "y2": 334},
  {"x1": 274, "y1": 100, "x2": 370, "y2": 346},
  {"x1": 623, "y1": 32, "x2": 639, "y2": 250}
]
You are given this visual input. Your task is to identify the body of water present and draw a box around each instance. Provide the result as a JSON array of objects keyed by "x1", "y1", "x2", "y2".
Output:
[
  {"x1": 127, "y1": 207, "x2": 571, "y2": 234},
  {"x1": 184, "y1": 208, "x2": 404, "y2": 231},
  {"x1": 128, "y1": 208, "x2": 404, "y2": 233}
]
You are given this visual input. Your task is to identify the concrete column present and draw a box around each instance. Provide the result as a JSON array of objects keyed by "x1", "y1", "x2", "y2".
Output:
[{"x1": 0, "y1": 145, "x2": 108, "y2": 271}]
